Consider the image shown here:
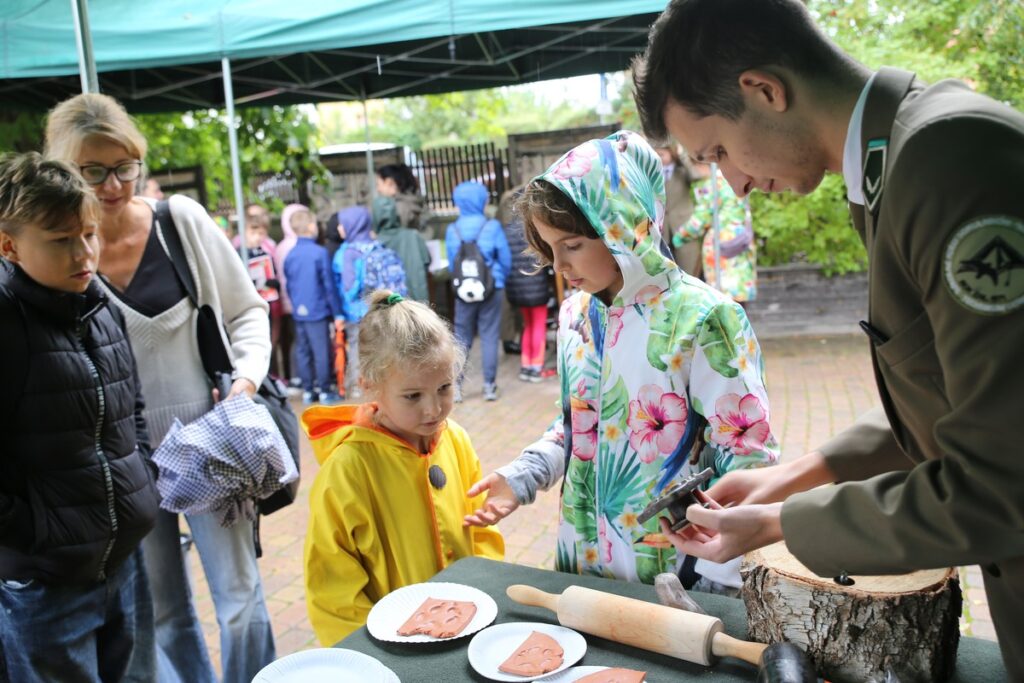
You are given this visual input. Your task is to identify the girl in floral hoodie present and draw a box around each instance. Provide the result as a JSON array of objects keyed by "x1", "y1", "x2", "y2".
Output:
[{"x1": 466, "y1": 131, "x2": 778, "y2": 590}]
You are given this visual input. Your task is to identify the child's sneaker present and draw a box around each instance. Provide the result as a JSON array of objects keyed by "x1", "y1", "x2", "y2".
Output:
[
  {"x1": 318, "y1": 391, "x2": 344, "y2": 406},
  {"x1": 483, "y1": 383, "x2": 500, "y2": 401},
  {"x1": 302, "y1": 391, "x2": 316, "y2": 405},
  {"x1": 527, "y1": 368, "x2": 543, "y2": 383},
  {"x1": 518, "y1": 368, "x2": 532, "y2": 382}
]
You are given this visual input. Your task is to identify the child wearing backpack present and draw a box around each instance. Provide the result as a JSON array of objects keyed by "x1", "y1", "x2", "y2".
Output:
[
  {"x1": 464, "y1": 132, "x2": 779, "y2": 593},
  {"x1": 445, "y1": 181, "x2": 511, "y2": 402},
  {"x1": 283, "y1": 205, "x2": 344, "y2": 405},
  {"x1": 0, "y1": 153, "x2": 161, "y2": 681},
  {"x1": 302, "y1": 290, "x2": 504, "y2": 644},
  {"x1": 332, "y1": 206, "x2": 408, "y2": 399}
]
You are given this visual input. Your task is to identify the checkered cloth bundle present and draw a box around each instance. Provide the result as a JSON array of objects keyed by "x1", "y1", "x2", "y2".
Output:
[{"x1": 153, "y1": 394, "x2": 299, "y2": 527}]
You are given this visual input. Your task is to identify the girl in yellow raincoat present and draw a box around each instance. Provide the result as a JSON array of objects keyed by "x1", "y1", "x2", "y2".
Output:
[{"x1": 302, "y1": 290, "x2": 504, "y2": 644}]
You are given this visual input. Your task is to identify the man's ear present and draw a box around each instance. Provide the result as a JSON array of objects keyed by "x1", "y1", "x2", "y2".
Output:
[
  {"x1": 0, "y1": 231, "x2": 19, "y2": 263},
  {"x1": 738, "y1": 69, "x2": 789, "y2": 113}
]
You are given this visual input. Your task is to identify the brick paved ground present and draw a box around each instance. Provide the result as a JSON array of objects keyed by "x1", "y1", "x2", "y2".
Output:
[{"x1": 184, "y1": 334, "x2": 995, "y2": 672}]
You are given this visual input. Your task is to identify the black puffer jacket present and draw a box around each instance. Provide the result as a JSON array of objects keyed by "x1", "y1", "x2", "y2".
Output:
[
  {"x1": 0, "y1": 262, "x2": 159, "y2": 585},
  {"x1": 503, "y1": 215, "x2": 551, "y2": 308}
]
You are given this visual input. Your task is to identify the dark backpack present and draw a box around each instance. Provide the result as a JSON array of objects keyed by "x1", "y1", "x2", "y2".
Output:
[
  {"x1": 363, "y1": 244, "x2": 408, "y2": 297},
  {"x1": 452, "y1": 222, "x2": 495, "y2": 303}
]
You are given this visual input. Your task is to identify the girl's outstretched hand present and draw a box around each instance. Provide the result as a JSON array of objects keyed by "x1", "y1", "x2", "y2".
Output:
[{"x1": 464, "y1": 473, "x2": 520, "y2": 527}]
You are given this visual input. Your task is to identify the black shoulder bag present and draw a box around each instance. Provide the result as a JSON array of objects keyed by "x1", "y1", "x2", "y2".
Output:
[{"x1": 155, "y1": 201, "x2": 301, "y2": 551}]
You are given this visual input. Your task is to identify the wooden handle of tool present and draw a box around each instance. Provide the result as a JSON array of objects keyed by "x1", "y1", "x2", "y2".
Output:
[
  {"x1": 711, "y1": 632, "x2": 768, "y2": 666},
  {"x1": 506, "y1": 585, "x2": 560, "y2": 613}
]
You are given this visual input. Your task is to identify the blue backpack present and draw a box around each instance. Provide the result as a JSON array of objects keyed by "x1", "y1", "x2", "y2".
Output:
[{"x1": 363, "y1": 244, "x2": 408, "y2": 298}]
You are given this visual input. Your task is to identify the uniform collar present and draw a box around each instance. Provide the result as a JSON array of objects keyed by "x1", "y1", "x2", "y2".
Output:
[{"x1": 842, "y1": 72, "x2": 876, "y2": 205}]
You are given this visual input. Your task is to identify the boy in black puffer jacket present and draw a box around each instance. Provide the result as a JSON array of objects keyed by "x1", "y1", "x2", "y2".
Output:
[{"x1": 0, "y1": 153, "x2": 160, "y2": 682}]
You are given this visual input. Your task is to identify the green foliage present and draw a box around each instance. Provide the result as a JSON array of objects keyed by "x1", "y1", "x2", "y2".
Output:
[
  {"x1": 319, "y1": 87, "x2": 594, "y2": 150},
  {"x1": 136, "y1": 105, "x2": 327, "y2": 211},
  {"x1": 0, "y1": 112, "x2": 45, "y2": 154}
]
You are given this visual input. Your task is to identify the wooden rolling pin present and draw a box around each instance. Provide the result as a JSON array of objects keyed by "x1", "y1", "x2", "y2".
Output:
[{"x1": 507, "y1": 584, "x2": 767, "y2": 667}]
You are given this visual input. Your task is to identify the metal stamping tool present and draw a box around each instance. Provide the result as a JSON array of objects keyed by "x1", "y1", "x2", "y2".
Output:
[{"x1": 637, "y1": 467, "x2": 714, "y2": 531}]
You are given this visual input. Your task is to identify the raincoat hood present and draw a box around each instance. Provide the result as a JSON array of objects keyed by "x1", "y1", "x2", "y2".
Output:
[
  {"x1": 337, "y1": 206, "x2": 374, "y2": 243},
  {"x1": 537, "y1": 130, "x2": 675, "y2": 304},
  {"x1": 372, "y1": 195, "x2": 401, "y2": 233},
  {"x1": 301, "y1": 404, "x2": 442, "y2": 465},
  {"x1": 452, "y1": 181, "x2": 489, "y2": 217},
  {"x1": 279, "y1": 203, "x2": 306, "y2": 241}
]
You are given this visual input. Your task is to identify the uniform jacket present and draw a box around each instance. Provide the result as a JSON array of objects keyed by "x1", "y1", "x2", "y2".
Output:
[
  {"x1": 332, "y1": 206, "x2": 377, "y2": 322},
  {"x1": 779, "y1": 69, "x2": 1024, "y2": 677},
  {"x1": 0, "y1": 262, "x2": 159, "y2": 584},
  {"x1": 301, "y1": 404, "x2": 504, "y2": 645},
  {"x1": 373, "y1": 196, "x2": 432, "y2": 303},
  {"x1": 285, "y1": 237, "x2": 343, "y2": 323},
  {"x1": 445, "y1": 182, "x2": 512, "y2": 290},
  {"x1": 501, "y1": 132, "x2": 779, "y2": 585}
]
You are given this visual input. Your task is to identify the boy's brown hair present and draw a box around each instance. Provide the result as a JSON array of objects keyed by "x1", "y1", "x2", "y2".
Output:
[
  {"x1": 0, "y1": 152, "x2": 100, "y2": 237},
  {"x1": 513, "y1": 179, "x2": 600, "y2": 267}
]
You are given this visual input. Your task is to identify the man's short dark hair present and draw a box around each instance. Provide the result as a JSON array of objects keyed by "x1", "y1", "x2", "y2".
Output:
[{"x1": 633, "y1": 0, "x2": 847, "y2": 140}]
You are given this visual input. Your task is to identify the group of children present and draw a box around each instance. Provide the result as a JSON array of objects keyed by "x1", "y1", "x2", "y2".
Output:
[{"x1": 0, "y1": 129, "x2": 779, "y2": 676}]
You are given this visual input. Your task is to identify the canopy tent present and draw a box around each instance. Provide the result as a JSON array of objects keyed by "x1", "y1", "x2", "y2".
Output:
[{"x1": 1, "y1": 1, "x2": 665, "y2": 112}]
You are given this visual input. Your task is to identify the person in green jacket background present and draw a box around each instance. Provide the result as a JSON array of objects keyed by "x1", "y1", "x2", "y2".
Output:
[{"x1": 372, "y1": 195, "x2": 431, "y2": 303}]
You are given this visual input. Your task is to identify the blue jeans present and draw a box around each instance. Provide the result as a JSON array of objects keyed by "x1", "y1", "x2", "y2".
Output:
[
  {"x1": 142, "y1": 510, "x2": 276, "y2": 683},
  {"x1": 294, "y1": 318, "x2": 333, "y2": 392},
  {"x1": 454, "y1": 289, "x2": 503, "y2": 385},
  {"x1": 0, "y1": 548, "x2": 156, "y2": 683}
]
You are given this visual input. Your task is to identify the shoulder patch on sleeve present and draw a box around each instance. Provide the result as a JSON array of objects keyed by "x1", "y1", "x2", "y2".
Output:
[{"x1": 943, "y1": 215, "x2": 1024, "y2": 315}]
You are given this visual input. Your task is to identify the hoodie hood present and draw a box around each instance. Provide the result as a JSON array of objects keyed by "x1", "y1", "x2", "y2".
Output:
[
  {"x1": 537, "y1": 130, "x2": 675, "y2": 304},
  {"x1": 301, "y1": 403, "x2": 443, "y2": 465},
  {"x1": 279, "y1": 203, "x2": 306, "y2": 241},
  {"x1": 452, "y1": 181, "x2": 489, "y2": 217},
  {"x1": 372, "y1": 195, "x2": 401, "y2": 233},
  {"x1": 337, "y1": 206, "x2": 374, "y2": 243}
]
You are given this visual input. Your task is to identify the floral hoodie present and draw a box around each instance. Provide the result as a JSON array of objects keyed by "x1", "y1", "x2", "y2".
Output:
[{"x1": 499, "y1": 131, "x2": 778, "y2": 584}]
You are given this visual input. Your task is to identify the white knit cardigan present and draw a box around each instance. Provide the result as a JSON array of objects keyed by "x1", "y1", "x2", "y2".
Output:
[{"x1": 106, "y1": 194, "x2": 271, "y2": 388}]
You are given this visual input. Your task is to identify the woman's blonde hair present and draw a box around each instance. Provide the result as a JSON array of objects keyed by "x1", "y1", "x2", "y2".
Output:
[
  {"x1": 44, "y1": 93, "x2": 148, "y2": 164},
  {"x1": 359, "y1": 290, "x2": 465, "y2": 387}
]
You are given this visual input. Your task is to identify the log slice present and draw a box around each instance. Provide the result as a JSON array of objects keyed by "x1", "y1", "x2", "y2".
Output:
[{"x1": 741, "y1": 542, "x2": 962, "y2": 682}]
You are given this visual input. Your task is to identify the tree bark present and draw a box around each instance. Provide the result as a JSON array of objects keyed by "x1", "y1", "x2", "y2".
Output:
[{"x1": 741, "y1": 542, "x2": 962, "y2": 683}]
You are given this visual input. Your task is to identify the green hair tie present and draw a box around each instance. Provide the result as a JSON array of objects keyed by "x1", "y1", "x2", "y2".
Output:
[{"x1": 385, "y1": 293, "x2": 405, "y2": 306}]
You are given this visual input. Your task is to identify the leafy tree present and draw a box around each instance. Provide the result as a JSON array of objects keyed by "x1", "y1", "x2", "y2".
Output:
[{"x1": 137, "y1": 105, "x2": 327, "y2": 211}]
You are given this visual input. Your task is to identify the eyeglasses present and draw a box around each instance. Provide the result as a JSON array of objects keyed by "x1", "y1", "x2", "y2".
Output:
[{"x1": 77, "y1": 160, "x2": 143, "y2": 186}]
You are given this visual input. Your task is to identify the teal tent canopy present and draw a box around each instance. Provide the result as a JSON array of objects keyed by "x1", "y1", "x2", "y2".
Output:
[{"x1": 1, "y1": 0, "x2": 666, "y2": 111}]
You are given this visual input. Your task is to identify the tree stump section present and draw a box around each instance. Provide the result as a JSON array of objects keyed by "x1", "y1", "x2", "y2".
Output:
[{"x1": 741, "y1": 542, "x2": 962, "y2": 682}]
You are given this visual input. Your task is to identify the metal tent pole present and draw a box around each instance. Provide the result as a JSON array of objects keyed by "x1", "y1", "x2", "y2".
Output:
[
  {"x1": 222, "y1": 57, "x2": 248, "y2": 263},
  {"x1": 711, "y1": 162, "x2": 722, "y2": 292},
  {"x1": 70, "y1": 0, "x2": 99, "y2": 93},
  {"x1": 362, "y1": 97, "x2": 376, "y2": 202}
]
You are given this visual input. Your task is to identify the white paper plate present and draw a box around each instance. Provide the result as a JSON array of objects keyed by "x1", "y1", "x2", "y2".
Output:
[
  {"x1": 537, "y1": 665, "x2": 649, "y2": 682},
  {"x1": 251, "y1": 648, "x2": 399, "y2": 682},
  {"x1": 468, "y1": 621, "x2": 587, "y2": 682},
  {"x1": 366, "y1": 582, "x2": 498, "y2": 643}
]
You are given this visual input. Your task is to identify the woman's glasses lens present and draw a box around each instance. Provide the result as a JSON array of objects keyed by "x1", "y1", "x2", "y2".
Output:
[{"x1": 80, "y1": 161, "x2": 142, "y2": 185}]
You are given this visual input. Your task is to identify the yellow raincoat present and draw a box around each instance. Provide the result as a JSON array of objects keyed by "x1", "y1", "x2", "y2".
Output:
[{"x1": 302, "y1": 404, "x2": 504, "y2": 644}]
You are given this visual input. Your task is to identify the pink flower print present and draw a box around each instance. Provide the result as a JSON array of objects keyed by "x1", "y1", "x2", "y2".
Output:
[
  {"x1": 554, "y1": 147, "x2": 596, "y2": 179},
  {"x1": 599, "y1": 517, "x2": 612, "y2": 563},
  {"x1": 634, "y1": 285, "x2": 664, "y2": 307},
  {"x1": 627, "y1": 385, "x2": 688, "y2": 464},
  {"x1": 708, "y1": 393, "x2": 772, "y2": 455},
  {"x1": 571, "y1": 402, "x2": 599, "y2": 461},
  {"x1": 607, "y1": 309, "x2": 624, "y2": 348}
]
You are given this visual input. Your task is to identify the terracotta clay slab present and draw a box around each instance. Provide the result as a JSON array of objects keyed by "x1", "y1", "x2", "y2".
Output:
[
  {"x1": 498, "y1": 630, "x2": 565, "y2": 676},
  {"x1": 575, "y1": 668, "x2": 646, "y2": 683},
  {"x1": 396, "y1": 597, "x2": 478, "y2": 638}
]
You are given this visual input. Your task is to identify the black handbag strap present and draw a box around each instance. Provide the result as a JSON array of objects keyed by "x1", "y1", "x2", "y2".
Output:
[{"x1": 155, "y1": 199, "x2": 233, "y2": 381}]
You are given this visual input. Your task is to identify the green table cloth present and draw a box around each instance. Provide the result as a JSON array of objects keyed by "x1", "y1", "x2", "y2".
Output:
[{"x1": 337, "y1": 557, "x2": 1007, "y2": 682}]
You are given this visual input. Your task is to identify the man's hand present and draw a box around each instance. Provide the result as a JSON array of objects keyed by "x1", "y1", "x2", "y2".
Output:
[
  {"x1": 707, "y1": 452, "x2": 834, "y2": 506},
  {"x1": 660, "y1": 493, "x2": 784, "y2": 563},
  {"x1": 464, "y1": 473, "x2": 520, "y2": 527},
  {"x1": 213, "y1": 377, "x2": 258, "y2": 403}
]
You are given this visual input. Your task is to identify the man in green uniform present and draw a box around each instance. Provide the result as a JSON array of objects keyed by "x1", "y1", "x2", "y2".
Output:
[{"x1": 631, "y1": 0, "x2": 1024, "y2": 676}]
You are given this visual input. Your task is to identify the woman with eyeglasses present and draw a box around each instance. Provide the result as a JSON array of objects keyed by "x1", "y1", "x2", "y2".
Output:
[{"x1": 44, "y1": 93, "x2": 276, "y2": 683}]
